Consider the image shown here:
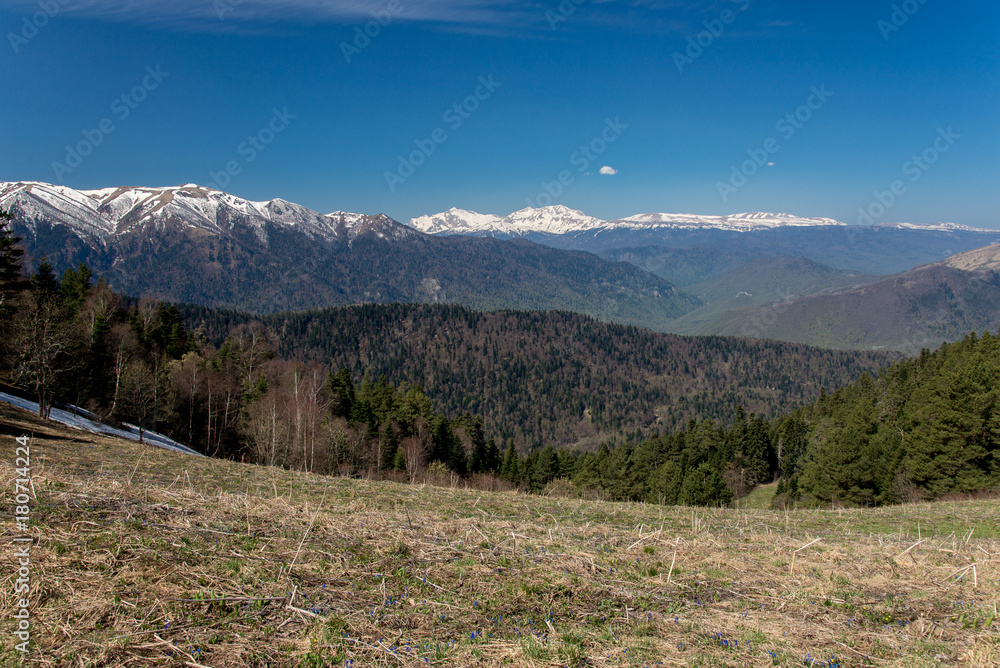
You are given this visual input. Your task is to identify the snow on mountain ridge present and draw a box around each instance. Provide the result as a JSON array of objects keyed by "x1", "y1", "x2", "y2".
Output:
[
  {"x1": 409, "y1": 208, "x2": 997, "y2": 235},
  {"x1": 408, "y1": 207, "x2": 510, "y2": 235},
  {"x1": 877, "y1": 221, "x2": 996, "y2": 233},
  {"x1": 409, "y1": 205, "x2": 604, "y2": 236},
  {"x1": 0, "y1": 181, "x2": 396, "y2": 244},
  {"x1": 408, "y1": 207, "x2": 847, "y2": 235},
  {"x1": 618, "y1": 211, "x2": 845, "y2": 230}
]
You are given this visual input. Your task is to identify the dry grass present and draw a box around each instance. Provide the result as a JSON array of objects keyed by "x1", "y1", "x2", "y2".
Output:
[{"x1": 0, "y1": 406, "x2": 998, "y2": 667}]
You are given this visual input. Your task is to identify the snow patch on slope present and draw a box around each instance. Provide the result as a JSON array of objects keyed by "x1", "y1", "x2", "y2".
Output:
[{"x1": 0, "y1": 391, "x2": 201, "y2": 456}]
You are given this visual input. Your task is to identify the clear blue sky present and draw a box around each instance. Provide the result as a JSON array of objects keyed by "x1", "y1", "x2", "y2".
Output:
[{"x1": 1, "y1": 0, "x2": 997, "y2": 227}]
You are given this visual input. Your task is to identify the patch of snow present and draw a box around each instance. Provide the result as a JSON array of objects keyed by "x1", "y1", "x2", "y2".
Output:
[{"x1": 0, "y1": 391, "x2": 202, "y2": 456}]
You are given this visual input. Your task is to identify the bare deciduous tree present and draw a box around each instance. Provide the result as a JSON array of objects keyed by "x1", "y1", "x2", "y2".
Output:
[
  {"x1": 13, "y1": 292, "x2": 82, "y2": 418},
  {"x1": 117, "y1": 359, "x2": 159, "y2": 443},
  {"x1": 401, "y1": 416, "x2": 433, "y2": 483}
]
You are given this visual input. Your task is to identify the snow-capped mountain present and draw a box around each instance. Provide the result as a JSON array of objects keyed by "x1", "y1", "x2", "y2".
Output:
[
  {"x1": 409, "y1": 207, "x2": 997, "y2": 237},
  {"x1": 617, "y1": 211, "x2": 845, "y2": 231},
  {"x1": 0, "y1": 181, "x2": 409, "y2": 246},
  {"x1": 876, "y1": 221, "x2": 996, "y2": 234},
  {"x1": 408, "y1": 208, "x2": 509, "y2": 235},
  {"x1": 409, "y1": 205, "x2": 606, "y2": 236},
  {"x1": 2, "y1": 180, "x2": 700, "y2": 325},
  {"x1": 409, "y1": 207, "x2": 847, "y2": 236},
  {"x1": 505, "y1": 205, "x2": 606, "y2": 234}
]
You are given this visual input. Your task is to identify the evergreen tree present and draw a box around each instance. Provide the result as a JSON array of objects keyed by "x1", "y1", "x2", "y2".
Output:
[
  {"x1": 0, "y1": 210, "x2": 28, "y2": 316},
  {"x1": 60, "y1": 264, "x2": 93, "y2": 313},
  {"x1": 485, "y1": 437, "x2": 502, "y2": 474},
  {"x1": 501, "y1": 440, "x2": 520, "y2": 483},
  {"x1": 327, "y1": 367, "x2": 355, "y2": 419},
  {"x1": 533, "y1": 444, "x2": 559, "y2": 489},
  {"x1": 31, "y1": 257, "x2": 60, "y2": 303}
]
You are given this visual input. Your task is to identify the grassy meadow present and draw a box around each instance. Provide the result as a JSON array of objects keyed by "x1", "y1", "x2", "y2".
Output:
[{"x1": 1, "y1": 403, "x2": 997, "y2": 667}]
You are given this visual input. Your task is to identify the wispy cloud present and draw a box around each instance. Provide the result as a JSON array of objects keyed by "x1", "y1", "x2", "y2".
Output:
[
  {"x1": 0, "y1": 0, "x2": 534, "y2": 31},
  {"x1": 0, "y1": 0, "x2": 789, "y2": 34}
]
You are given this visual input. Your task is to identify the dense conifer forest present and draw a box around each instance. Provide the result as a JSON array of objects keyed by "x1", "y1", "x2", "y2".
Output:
[{"x1": 534, "y1": 329, "x2": 999, "y2": 507}]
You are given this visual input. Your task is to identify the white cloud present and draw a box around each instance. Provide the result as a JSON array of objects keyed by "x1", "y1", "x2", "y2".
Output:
[{"x1": 599, "y1": 166, "x2": 618, "y2": 176}]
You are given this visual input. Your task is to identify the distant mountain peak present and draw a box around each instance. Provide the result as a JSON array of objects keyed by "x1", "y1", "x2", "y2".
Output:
[
  {"x1": 877, "y1": 221, "x2": 997, "y2": 234},
  {"x1": 619, "y1": 211, "x2": 845, "y2": 230}
]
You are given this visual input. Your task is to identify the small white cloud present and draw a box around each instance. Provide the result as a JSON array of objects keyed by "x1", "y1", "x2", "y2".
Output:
[{"x1": 599, "y1": 166, "x2": 618, "y2": 176}]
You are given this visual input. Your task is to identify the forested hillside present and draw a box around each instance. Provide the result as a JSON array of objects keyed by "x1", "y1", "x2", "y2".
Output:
[
  {"x1": 782, "y1": 330, "x2": 1000, "y2": 504},
  {"x1": 555, "y1": 331, "x2": 1000, "y2": 507},
  {"x1": 178, "y1": 303, "x2": 897, "y2": 449}
]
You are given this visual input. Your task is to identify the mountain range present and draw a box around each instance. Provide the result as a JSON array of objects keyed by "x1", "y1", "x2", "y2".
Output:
[
  {"x1": 4, "y1": 181, "x2": 999, "y2": 352},
  {"x1": 408, "y1": 205, "x2": 999, "y2": 277},
  {"x1": 409, "y1": 205, "x2": 1000, "y2": 351},
  {"x1": 693, "y1": 246, "x2": 1000, "y2": 353},
  {"x1": 0, "y1": 181, "x2": 696, "y2": 328},
  {"x1": 409, "y1": 206, "x2": 848, "y2": 236}
]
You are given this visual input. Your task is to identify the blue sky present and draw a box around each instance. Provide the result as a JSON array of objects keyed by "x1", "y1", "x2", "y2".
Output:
[{"x1": 1, "y1": 0, "x2": 997, "y2": 227}]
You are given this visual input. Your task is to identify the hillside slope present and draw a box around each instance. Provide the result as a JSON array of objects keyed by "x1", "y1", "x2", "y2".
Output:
[
  {"x1": 703, "y1": 249, "x2": 1000, "y2": 352},
  {"x1": 668, "y1": 256, "x2": 876, "y2": 336},
  {"x1": 2, "y1": 421, "x2": 996, "y2": 667},
  {"x1": 180, "y1": 303, "x2": 898, "y2": 449}
]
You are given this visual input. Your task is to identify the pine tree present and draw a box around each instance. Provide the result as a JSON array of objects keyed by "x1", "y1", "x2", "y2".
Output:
[
  {"x1": 485, "y1": 437, "x2": 502, "y2": 474},
  {"x1": 326, "y1": 367, "x2": 355, "y2": 419},
  {"x1": 0, "y1": 210, "x2": 28, "y2": 316},
  {"x1": 60, "y1": 264, "x2": 93, "y2": 313}
]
